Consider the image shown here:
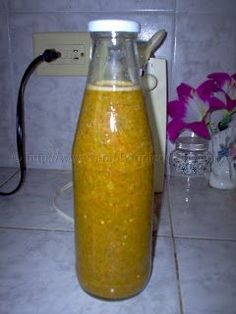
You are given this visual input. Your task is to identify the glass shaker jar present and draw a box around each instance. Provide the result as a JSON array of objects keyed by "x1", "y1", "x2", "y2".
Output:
[
  {"x1": 169, "y1": 136, "x2": 212, "y2": 180},
  {"x1": 72, "y1": 20, "x2": 154, "y2": 300}
]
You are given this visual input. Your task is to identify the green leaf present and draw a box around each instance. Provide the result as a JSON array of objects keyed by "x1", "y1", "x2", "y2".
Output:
[{"x1": 218, "y1": 112, "x2": 232, "y2": 131}]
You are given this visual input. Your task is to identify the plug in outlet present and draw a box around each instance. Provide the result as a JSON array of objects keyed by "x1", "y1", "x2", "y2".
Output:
[{"x1": 33, "y1": 32, "x2": 91, "y2": 76}]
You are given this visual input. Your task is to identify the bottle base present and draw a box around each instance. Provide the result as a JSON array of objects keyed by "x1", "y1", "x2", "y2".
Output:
[
  {"x1": 77, "y1": 273, "x2": 151, "y2": 301},
  {"x1": 82, "y1": 288, "x2": 145, "y2": 301}
]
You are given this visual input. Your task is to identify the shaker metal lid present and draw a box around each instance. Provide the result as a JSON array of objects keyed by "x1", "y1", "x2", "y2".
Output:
[
  {"x1": 176, "y1": 136, "x2": 209, "y2": 151},
  {"x1": 88, "y1": 19, "x2": 140, "y2": 33}
]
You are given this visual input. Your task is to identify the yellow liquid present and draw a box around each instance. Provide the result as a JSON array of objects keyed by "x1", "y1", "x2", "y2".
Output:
[{"x1": 72, "y1": 82, "x2": 154, "y2": 300}]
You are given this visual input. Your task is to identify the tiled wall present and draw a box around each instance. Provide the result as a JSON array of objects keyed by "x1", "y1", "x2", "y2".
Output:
[{"x1": 0, "y1": 0, "x2": 236, "y2": 169}]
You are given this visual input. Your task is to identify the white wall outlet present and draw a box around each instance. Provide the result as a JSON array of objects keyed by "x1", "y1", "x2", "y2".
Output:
[{"x1": 33, "y1": 32, "x2": 91, "y2": 76}]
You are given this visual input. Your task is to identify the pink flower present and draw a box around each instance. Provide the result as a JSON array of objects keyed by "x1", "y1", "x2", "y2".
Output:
[
  {"x1": 208, "y1": 72, "x2": 236, "y2": 111},
  {"x1": 167, "y1": 81, "x2": 225, "y2": 142}
]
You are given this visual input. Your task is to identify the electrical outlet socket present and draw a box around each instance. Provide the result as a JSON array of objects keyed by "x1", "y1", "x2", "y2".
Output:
[{"x1": 33, "y1": 32, "x2": 91, "y2": 76}]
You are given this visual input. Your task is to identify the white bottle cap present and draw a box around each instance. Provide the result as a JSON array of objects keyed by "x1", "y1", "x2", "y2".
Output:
[{"x1": 88, "y1": 19, "x2": 140, "y2": 33}]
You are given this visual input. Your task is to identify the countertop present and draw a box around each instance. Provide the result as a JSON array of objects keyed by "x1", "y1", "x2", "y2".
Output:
[{"x1": 0, "y1": 168, "x2": 235, "y2": 314}]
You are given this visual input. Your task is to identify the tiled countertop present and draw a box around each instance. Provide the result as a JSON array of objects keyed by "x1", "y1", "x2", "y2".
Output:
[{"x1": 0, "y1": 168, "x2": 235, "y2": 314}]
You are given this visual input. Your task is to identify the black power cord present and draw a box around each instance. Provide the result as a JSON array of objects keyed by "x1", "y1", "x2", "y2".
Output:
[{"x1": 0, "y1": 49, "x2": 61, "y2": 196}]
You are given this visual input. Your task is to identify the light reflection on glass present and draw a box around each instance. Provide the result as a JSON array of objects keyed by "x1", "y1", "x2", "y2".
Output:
[{"x1": 109, "y1": 106, "x2": 117, "y2": 133}]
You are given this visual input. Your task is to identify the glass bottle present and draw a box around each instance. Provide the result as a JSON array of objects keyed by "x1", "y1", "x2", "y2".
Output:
[{"x1": 72, "y1": 19, "x2": 154, "y2": 300}]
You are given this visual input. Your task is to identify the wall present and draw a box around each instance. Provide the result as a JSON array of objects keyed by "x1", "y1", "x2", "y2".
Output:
[{"x1": 0, "y1": 0, "x2": 236, "y2": 169}]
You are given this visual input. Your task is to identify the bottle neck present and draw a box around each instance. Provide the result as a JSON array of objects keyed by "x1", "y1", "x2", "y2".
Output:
[{"x1": 87, "y1": 32, "x2": 140, "y2": 87}]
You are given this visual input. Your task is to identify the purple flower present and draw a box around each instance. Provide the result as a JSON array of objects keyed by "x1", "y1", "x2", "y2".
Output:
[
  {"x1": 167, "y1": 81, "x2": 225, "y2": 142},
  {"x1": 208, "y1": 72, "x2": 236, "y2": 111}
]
